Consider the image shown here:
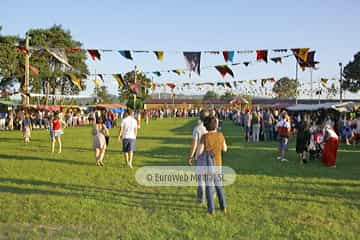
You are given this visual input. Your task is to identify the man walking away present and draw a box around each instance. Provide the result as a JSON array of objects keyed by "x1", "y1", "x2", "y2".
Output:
[{"x1": 118, "y1": 109, "x2": 138, "y2": 168}]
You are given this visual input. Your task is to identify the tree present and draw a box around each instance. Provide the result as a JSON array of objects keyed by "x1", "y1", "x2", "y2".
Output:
[
  {"x1": 118, "y1": 70, "x2": 152, "y2": 109},
  {"x1": 272, "y1": 77, "x2": 300, "y2": 98},
  {"x1": 203, "y1": 90, "x2": 218, "y2": 100},
  {"x1": 0, "y1": 25, "x2": 89, "y2": 104},
  {"x1": 342, "y1": 51, "x2": 360, "y2": 92},
  {"x1": 220, "y1": 91, "x2": 235, "y2": 101}
]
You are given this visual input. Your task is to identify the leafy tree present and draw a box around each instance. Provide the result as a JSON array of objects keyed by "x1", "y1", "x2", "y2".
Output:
[
  {"x1": 342, "y1": 51, "x2": 360, "y2": 92},
  {"x1": 0, "y1": 25, "x2": 89, "y2": 104},
  {"x1": 272, "y1": 77, "x2": 300, "y2": 98},
  {"x1": 220, "y1": 91, "x2": 235, "y2": 101},
  {"x1": 203, "y1": 90, "x2": 218, "y2": 100},
  {"x1": 97, "y1": 86, "x2": 112, "y2": 103},
  {"x1": 118, "y1": 70, "x2": 152, "y2": 109}
]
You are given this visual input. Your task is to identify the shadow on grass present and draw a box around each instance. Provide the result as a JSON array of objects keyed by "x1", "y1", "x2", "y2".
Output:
[
  {"x1": 0, "y1": 137, "x2": 41, "y2": 143},
  {"x1": 0, "y1": 154, "x2": 93, "y2": 166},
  {"x1": 0, "y1": 177, "x2": 203, "y2": 211}
]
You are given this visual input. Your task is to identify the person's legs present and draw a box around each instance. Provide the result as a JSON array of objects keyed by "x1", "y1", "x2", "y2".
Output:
[
  {"x1": 252, "y1": 125, "x2": 256, "y2": 142},
  {"x1": 214, "y1": 176, "x2": 227, "y2": 211},
  {"x1": 51, "y1": 138, "x2": 55, "y2": 153},
  {"x1": 197, "y1": 175, "x2": 204, "y2": 203},
  {"x1": 57, "y1": 136, "x2": 62, "y2": 153},
  {"x1": 95, "y1": 148, "x2": 100, "y2": 165},
  {"x1": 98, "y1": 147, "x2": 106, "y2": 165},
  {"x1": 205, "y1": 182, "x2": 215, "y2": 214},
  {"x1": 123, "y1": 152, "x2": 129, "y2": 165},
  {"x1": 128, "y1": 151, "x2": 134, "y2": 168}
]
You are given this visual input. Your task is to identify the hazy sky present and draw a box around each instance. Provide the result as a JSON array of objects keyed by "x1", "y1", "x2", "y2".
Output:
[{"x1": 1, "y1": 0, "x2": 359, "y2": 98}]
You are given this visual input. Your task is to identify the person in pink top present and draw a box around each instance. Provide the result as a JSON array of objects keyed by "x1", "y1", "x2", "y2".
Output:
[{"x1": 51, "y1": 113, "x2": 64, "y2": 153}]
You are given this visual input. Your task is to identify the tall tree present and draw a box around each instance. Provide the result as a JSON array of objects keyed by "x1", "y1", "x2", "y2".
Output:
[
  {"x1": 342, "y1": 51, "x2": 360, "y2": 92},
  {"x1": 118, "y1": 70, "x2": 152, "y2": 109},
  {"x1": 272, "y1": 77, "x2": 300, "y2": 98},
  {"x1": 220, "y1": 91, "x2": 235, "y2": 101},
  {"x1": 0, "y1": 25, "x2": 89, "y2": 104}
]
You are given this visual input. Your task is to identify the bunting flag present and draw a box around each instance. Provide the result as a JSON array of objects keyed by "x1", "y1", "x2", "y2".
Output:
[
  {"x1": 118, "y1": 50, "x2": 133, "y2": 60},
  {"x1": 183, "y1": 52, "x2": 201, "y2": 76},
  {"x1": 261, "y1": 79, "x2": 267, "y2": 87},
  {"x1": 66, "y1": 72, "x2": 82, "y2": 90},
  {"x1": 172, "y1": 69, "x2": 185, "y2": 75},
  {"x1": 249, "y1": 80, "x2": 257, "y2": 85},
  {"x1": 205, "y1": 51, "x2": 220, "y2": 54},
  {"x1": 16, "y1": 46, "x2": 29, "y2": 55},
  {"x1": 97, "y1": 74, "x2": 104, "y2": 82},
  {"x1": 321, "y1": 78, "x2": 328, "y2": 88},
  {"x1": 130, "y1": 83, "x2": 139, "y2": 95},
  {"x1": 237, "y1": 50, "x2": 254, "y2": 54},
  {"x1": 153, "y1": 71, "x2": 161, "y2": 77},
  {"x1": 166, "y1": 83, "x2": 176, "y2": 90},
  {"x1": 215, "y1": 65, "x2": 234, "y2": 78},
  {"x1": 46, "y1": 48, "x2": 72, "y2": 68},
  {"x1": 154, "y1": 51, "x2": 164, "y2": 61},
  {"x1": 256, "y1": 50, "x2": 268, "y2": 63},
  {"x1": 87, "y1": 49, "x2": 101, "y2": 61},
  {"x1": 151, "y1": 83, "x2": 156, "y2": 91},
  {"x1": 270, "y1": 57, "x2": 282, "y2": 64},
  {"x1": 29, "y1": 64, "x2": 39, "y2": 75},
  {"x1": 94, "y1": 79, "x2": 100, "y2": 88},
  {"x1": 243, "y1": 61, "x2": 251, "y2": 67},
  {"x1": 112, "y1": 74, "x2": 127, "y2": 88},
  {"x1": 315, "y1": 89, "x2": 322, "y2": 95},
  {"x1": 217, "y1": 82, "x2": 225, "y2": 87},
  {"x1": 225, "y1": 82, "x2": 232, "y2": 88},
  {"x1": 302, "y1": 51, "x2": 318, "y2": 68},
  {"x1": 223, "y1": 51, "x2": 235, "y2": 62},
  {"x1": 291, "y1": 48, "x2": 310, "y2": 68}
]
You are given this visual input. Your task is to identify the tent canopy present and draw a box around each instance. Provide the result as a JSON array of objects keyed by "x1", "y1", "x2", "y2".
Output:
[{"x1": 286, "y1": 102, "x2": 357, "y2": 112}]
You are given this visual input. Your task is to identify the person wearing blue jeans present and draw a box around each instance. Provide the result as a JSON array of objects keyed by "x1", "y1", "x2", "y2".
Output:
[
  {"x1": 197, "y1": 115, "x2": 228, "y2": 215},
  {"x1": 205, "y1": 174, "x2": 226, "y2": 213}
]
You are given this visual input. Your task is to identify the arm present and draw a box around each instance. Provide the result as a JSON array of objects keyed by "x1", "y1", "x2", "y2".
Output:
[
  {"x1": 188, "y1": 139, "x2": 198, "y2": 165},
  {"x1": 222, "y1": 139, "x2": 227, "y2": 152},
  {"x1": 118, "y1": 125, "x2": 123, "y2": 141}
]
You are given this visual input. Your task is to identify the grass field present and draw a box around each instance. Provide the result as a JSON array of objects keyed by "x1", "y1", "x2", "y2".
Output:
[{"x1": 0, "y1": 118, "x2": 359, "y2": 239}]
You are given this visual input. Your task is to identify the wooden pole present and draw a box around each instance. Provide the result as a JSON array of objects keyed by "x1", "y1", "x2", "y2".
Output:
[
  {"x1": 23, "y1": 34, "x2": 30, "y2": 105},
  {"x1": 133, "y1": 65, "x2": 137, "y2": 110}
]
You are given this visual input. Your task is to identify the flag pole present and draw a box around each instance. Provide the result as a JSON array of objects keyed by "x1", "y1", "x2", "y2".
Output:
[
  {"x1": 23, "y1": 33, "x2": 30, "y2": 105},
  {"x1": 310, "y1": 68, "x2": 313, "y2": 100},
  {"x1": 295, "y1": 61, "x2": 298, "y2": 105},
  {"x1": 133, "y1": 65, "x2": 137, "y2": 109}
]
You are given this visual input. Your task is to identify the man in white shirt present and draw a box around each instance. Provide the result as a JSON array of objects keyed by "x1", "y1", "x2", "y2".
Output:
[
  {"x1": 118, "y1": 109, "x2": 138, "y2": 168},
  {"x1": 188, "y1": 110, "x2": 209, "y2": 203}
]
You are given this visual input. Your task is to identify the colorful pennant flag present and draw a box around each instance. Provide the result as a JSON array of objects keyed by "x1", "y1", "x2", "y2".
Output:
[
  {"x1": 172, "y1": 69, "x2": 186, "y2": 75},
  {"x1": 243, "y1": 61, "x2": 250, "y2": 67},
  {"x1": 94, "y1": 79, "x2": 100, "y2": 88},
  {"x1": 66, "y1": 72, "x2": 82, "y2": 90},
  {"x1": 29, "y1": 64, "x2": 39, "y2": 75},
  {"x1": 321, "y1": 78, "x2": 328, "y2": 88},
  {"x1": 118, "y1": 50, "x2": 133, "y2": 60},
  {"x1": 225, "y1": 82, "x2": 232, "y2": 88},
  {"x1": 153, "y1": 71, "x2": 161, "y2": 77},
  {"x1": 166, "y1": 83, "x2": 176, "y2": 90},
  {"x1": 215, "y1": 65, "x2": 234, "y2": 78},
  {"x1": 183, "y1": 52, "x2": 201, "y2": 76},
  {"x1": 87, "y1": 49, "x2": 101, "y2": 61},
  {"x1": 256, "y1": 50, "x2": 268, "y2": 63},
  {"x1": 273, "y1": 49, "x2": 288, "y2": 53},
  {"x1": 97, "y1": 74, "x2": 104, "y2": 82},
  {"x1": 112, "y1": 74, "x2": 127, "y2": 88},
  {"x1": 47, "y1": 48, "x2": 72, "y2": 68},
  {"x1": 223, "y1": 51, "x2": 235, "y2": 62},
  {"x1": 154, "y1": 51, "x2": 164, "y2": 61},
  {"x1": 270, "y1": 57, "x2": 282, "y2": 64}
]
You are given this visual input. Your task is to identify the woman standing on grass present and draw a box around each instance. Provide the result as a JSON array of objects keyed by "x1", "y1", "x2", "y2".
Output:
[
  {"x1": 296, "y1": 120, "x2": 311, "y2": 164},
  {"x1": 197, "y1": 115, "x2": 228, "y2": 215},
  {"x1": 92, "y1": 118, "x2": 109, "y2": 167},
  {"x1": 22, "y1": 113, "x2": 32, "y2": 144},
  {"x1": 322, "y1": 124, "x2": 339, "y2": 168},
  {"x1": 51, "y1": 113, "x2": 64, "y2": 153}
]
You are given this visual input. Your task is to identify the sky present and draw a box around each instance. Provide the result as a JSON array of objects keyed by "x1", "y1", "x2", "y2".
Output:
[{"x1": 1, "y1": 0, "x2": 360, "y2": 99}]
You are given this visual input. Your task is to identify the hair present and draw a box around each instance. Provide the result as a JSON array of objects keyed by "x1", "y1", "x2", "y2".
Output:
[
  {"x1": 199, "y1": 110, "x2": 210, "y2": 122},
  {"x1": 126, "y1": 109, "x2": 134, "y2": 116},
  {"x1": 96, "y1": 118, "x2": 103, "y2": 124},
  {"x1": 203, "y1": 116, "x2": 217, "y2": 131}
]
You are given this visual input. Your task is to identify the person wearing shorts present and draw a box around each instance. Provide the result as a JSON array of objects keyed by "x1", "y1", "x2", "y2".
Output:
[
  {"x1": 118, "y1": 109, "x2": 138, "y2": 168},
  {"x1": 276, "y1": 112, "x2": 291, "y2": 162}
]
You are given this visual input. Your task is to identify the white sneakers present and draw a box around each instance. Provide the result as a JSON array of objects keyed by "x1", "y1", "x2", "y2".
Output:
[{"x1": 277, "y1": 156, "x2": 288, "y2": 162}]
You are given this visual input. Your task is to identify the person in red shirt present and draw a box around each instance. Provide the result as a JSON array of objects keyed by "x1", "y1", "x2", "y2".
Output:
[{"x1": 51, "y1": 113, "x2": 64, "y2": 153}]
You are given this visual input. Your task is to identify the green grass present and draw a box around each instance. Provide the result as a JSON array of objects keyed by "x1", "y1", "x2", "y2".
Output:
[{"x1": 0, "y1": 118, "x2": 359, "y2": 239}]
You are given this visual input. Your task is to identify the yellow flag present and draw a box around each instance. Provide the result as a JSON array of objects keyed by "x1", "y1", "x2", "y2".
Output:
[
  {"x1": 67, "y1": 72, "x2": 82, "y2": 90},
  {"x1": 94, "y1": 79, "x2": 100, "y2": 88},
  {"x1": 297, "y1": 48, "x2": 310, "y2": 63},
  {"x1": 154, "y1": 51, "x2": 164, "y2": 61}
]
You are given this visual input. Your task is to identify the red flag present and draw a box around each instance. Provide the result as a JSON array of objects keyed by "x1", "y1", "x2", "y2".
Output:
[
  {"x1": 16, "y1": 46, "x2": 29, "y2": 55},
  {"x1": 87, "y1": 49, "x2": 101, "y2": 60},
  {"x1": 29, "y1": 64, "x2": 39, "y2": 75},
  {"x1": 215, "y1": 65, "x2": 234, "y2": 78},
  {"x1": 166, "y1": 83, "x2": 176, "y2": 90},
  {"x1": 256, "y1": 50, "x2": 268, "y2": 63}
]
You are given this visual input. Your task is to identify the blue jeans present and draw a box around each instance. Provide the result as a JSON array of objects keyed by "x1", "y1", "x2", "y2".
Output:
[
  {"x1": 197, "y1": 176, "x2": 205, "y2": 202},
  {"x1": 205, "y1": 175, "x2": 227, "y2": 213}
]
